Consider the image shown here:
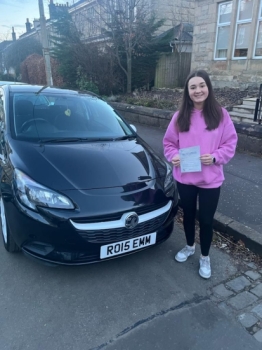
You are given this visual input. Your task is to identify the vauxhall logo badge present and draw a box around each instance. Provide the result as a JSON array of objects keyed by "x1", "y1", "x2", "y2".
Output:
[{"x1": 125, "y1": 213, "x2": 139, "y2": 229}]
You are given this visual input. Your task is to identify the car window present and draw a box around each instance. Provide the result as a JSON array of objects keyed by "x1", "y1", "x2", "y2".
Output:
[
  {"x1": 14, "y1": 94, "x2": 51, "y2": 106},
  {"x1": 83, "y1": 98, "x2": 132, "y2": 135},
  {"x1": 10, "y1": 93, "x2": 134, "y2": 142}
]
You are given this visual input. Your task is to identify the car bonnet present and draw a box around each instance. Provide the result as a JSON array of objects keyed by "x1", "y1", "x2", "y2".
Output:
[{"x1": 10, "y1": 139, "x2": 164, "y2": 191}]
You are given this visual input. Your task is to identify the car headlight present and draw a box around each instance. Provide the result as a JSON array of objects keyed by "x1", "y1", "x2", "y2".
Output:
[
  {"x1": 14, "y1": 169, "x2": 74, "y2": 210},
  {"x1": 164, "y1": 162, "x2": 174, "y2": 191}
]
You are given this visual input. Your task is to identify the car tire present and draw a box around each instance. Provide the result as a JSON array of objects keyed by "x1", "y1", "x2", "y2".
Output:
[{"x1": 0, "y1": 197, "x2": 20, "y2": 253}]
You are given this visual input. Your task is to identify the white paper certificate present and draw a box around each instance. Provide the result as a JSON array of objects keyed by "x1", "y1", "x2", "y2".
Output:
[{"x1": 179, "y1": 146, "x2": 201, "y2": 173}]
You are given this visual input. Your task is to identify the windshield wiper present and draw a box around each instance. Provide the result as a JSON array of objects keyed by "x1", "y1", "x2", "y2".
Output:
[
  {"x1": 38, "y1": 137, "x2": 118, "y2": 144},
  {"x1": 113, "y1": 135, "x2": 136, "y2": 141},
  {"x1": 35, "y1": 86, "x2": 48, "y2": 95},
  {"x1": 38, "y1": 138, "x2": 88, "y2": 144}
]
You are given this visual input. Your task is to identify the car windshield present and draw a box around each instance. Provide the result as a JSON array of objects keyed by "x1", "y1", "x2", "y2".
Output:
[{"x1": 10, "y1": 92, "x2": 135, "y2": 142}]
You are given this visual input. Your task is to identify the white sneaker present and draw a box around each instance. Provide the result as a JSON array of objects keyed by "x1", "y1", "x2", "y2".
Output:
[
  {"x1": 199, "y1": 255, "x2": 211, "y2": 279},
  {"x1": 175, "y1": 245, "x2": 195, "y2": 262}
]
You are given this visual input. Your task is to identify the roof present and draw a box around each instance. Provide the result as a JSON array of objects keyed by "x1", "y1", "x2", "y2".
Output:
[
  {"x1": 68, "y1": 0, "x2": 91, "y2": 9},
  {"x1": 158, "y1": 23, "x2": 193, "y2": 44},
  {"x1": 0, "y1": 41, "x2": 13, "y2": 52}
]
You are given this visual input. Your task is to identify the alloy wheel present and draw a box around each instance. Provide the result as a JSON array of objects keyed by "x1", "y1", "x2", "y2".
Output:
[{"x1": 0, "y1": 197, "x2": 7, "y2": 243}]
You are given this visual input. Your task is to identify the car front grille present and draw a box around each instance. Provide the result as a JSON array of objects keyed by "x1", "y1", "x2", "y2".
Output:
[
  {"x1": 70, "y1": 200, "x2": 172, "y2": 244},
  {"x1": 77, "y1": 211, "x2": 169, "y2": 244},
  {"x1": 72, "y1": 201, "x2": 169, "y2": 224}
]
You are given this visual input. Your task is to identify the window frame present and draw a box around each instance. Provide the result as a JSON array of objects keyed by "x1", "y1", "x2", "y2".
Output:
[
  {"x1": 253, "y1": 0, "x2": 262, "y2": 59},
  {"x1": 214, "y1": 1, "x2": 233, "y2": 61},
  {"x1": 232, "y1": 0, "x2": 254, "y2": 60}
]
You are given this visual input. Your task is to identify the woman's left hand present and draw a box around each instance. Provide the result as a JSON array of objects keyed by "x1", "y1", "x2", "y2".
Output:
[{"x1": 200, "y1": 154, "x2": 213, "y2": 165}]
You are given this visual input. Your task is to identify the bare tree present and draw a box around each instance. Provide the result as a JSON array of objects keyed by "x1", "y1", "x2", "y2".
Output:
[
  {"x1": 74, "y1": 0, "x2": 162, "y2": 93},
  {"x1": 0, "y1": 31, "x2": 11, "y2": 42}
]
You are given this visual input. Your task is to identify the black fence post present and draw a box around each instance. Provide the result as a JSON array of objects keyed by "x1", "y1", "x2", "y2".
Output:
[{"x1": 254, "y1": 84, "x2": 262, "y2": 124}]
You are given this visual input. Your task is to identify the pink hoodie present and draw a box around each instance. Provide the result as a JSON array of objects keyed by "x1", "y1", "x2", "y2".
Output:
[{"x1": 163, "y1": 108, "x2": 238, "y2": 188}]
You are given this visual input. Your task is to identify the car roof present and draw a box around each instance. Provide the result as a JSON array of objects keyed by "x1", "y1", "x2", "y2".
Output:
[
  {"x1": 0, "y1": 81, "x2": 27, "y2": 86},
  {"x1": 3, "y1": 84, "x2": 100, "y2": 98}
]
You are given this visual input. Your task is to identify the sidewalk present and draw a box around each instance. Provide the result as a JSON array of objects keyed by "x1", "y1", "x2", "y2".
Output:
[{"x1": 130, "y1": 121, "x2": 262, "y2": 255}]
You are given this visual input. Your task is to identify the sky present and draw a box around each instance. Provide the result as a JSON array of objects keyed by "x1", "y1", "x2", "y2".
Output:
[{"x1": 0, "y1": 0, "x2": 73, "y2": 41}]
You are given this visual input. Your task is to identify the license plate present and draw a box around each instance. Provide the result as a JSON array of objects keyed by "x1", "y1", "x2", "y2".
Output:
[{"x1": 100, "y1": 232, "x2": 157, "y2": 259}]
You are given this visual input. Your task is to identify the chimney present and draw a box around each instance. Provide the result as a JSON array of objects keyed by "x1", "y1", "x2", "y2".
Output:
[
  {"x1": 12, "y1": 27, "x2": 16, "y2": 41},
  {"x1": 49, "y1": 0, "x2": 56, "y2": 19},
  {"x1": 25, "y1": 18, "x2": 32, "y2": 33},
  {"x1": 33, "y1": 19, "x2": 40, "y2": 29}
]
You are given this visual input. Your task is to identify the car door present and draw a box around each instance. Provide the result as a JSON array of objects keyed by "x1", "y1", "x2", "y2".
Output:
[
  {"x1": 0, "y1": 88, "x2": 6, "y2": 169},
  {"x1": 0, "y1": 88, "x2": 10, "y2": 189}
]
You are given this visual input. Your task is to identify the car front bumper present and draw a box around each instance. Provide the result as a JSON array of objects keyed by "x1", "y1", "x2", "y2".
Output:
[{"x1": 5, "y1": 195, "x2": 178, "y2": 265}]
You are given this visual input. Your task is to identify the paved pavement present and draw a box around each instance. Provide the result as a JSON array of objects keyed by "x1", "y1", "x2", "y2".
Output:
[
  {"x1": 130, "y1": 121, "x2": 262, "y2": 254},
  {"x1": 2, "y1": 224, "x2": 262, "y2": 349}
]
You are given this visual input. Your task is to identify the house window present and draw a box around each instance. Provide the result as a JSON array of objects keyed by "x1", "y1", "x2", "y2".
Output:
[
  {"x1": 125, "y1": 0, "x2": 137, "y2": 21},
  {"x1": 254, "y1": 0, "x2": 262, "y2": 57},
  {"x1": 106, "y1": 0, "x2": 136, "y2": 23},
  {"x1": 76, "y1": 11, "x2": 85, "y2": 34},
  {"x1": 85, "y1": 7, "x2": 97, "y2": 35},
  {"x1": 106, "y1": 0, "x2": 117, "y2": 23},
  {"x1": 233, "y1": 0, "x2": 254, "y2": 58},
  {"x1": 214, "y1": 1, "x2": 232, "y2": 59},
  {"x1": 87, "y1": 7, "x2": 95, "y2": 19}
]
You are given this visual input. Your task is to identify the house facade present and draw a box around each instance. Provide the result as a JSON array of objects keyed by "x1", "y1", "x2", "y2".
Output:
[
  {"x1": 68, "y1": 0, "x2": 103, "y2": 43},
  {"x1": 68, "y1": 0, "x2": 195, "y2": 41},
  {"x1": 191, "y1": 0, "x2": 262, "y2": 88}
]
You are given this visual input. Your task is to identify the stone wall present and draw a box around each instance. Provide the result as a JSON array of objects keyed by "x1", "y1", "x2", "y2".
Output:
[
  {"x1": 191, "y1": 0, "x2": 262, "y2": 89},
  {"x1": 110, "y1": 102, "x2": 262, "y2": 155}
]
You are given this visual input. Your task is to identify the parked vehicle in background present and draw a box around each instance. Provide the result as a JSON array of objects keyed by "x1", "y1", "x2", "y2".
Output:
[{"x1": 0, "y1": 84, "x2": 178, "y2": 265}]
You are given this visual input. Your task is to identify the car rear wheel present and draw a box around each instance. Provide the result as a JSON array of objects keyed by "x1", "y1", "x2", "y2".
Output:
[{"x1": 0, "y1": 197, "x2": 20, "y2": 253}]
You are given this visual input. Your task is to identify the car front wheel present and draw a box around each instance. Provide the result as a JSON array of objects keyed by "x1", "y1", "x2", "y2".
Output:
[{"x1": 0, "y1": 197, "x2": 20, "y2": 253}]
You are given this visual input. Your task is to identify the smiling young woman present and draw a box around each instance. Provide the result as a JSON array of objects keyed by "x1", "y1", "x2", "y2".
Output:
[
  {"x1": 163, "y1": 69, "x2": 238, "y2": 279},
  {"x1": 188, "y1": 76, "x2": 209, "y2": 110}
]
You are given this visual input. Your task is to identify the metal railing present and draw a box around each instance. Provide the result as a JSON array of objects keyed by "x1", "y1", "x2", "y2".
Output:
[{"x1": 254, "y1": 84, "x2": 262, "y2": 124}]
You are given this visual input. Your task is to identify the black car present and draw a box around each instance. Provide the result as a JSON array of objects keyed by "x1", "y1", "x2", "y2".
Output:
[{"x1": 0, "y1": 84, "x2": 178, "y2": 265}]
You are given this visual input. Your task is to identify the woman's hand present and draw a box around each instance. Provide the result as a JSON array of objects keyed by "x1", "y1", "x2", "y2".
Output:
[
  {"x1": 200, "y1": 154, "x2": 213, "y2": 165},
  {"x1": 171, "y1": 155, "x2": 180, "y2": 167}
]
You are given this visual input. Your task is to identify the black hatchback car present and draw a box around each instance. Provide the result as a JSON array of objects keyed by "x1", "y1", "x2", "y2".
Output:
[{"x1": 0, "y1": 84, "x2": 178, "y2": 265}]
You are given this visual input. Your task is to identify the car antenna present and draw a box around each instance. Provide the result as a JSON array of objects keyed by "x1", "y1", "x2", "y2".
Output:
[{"x1": 35, "y1": 86, "x2": 48, "y2": 95}]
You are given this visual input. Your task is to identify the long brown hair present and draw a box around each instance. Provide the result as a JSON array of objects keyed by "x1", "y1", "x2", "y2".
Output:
[{"x1": 176, "y1": 70, "x2": 223, "y2": 132}]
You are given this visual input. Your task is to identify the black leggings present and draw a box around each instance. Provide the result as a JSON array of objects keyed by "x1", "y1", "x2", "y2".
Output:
[{"x1": 177, "y1": 182, "x2": 221, "y2": 256}]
